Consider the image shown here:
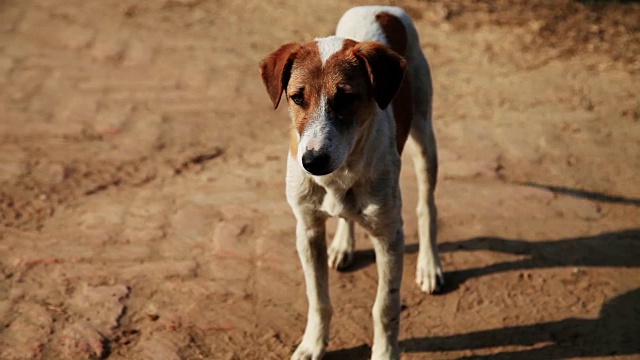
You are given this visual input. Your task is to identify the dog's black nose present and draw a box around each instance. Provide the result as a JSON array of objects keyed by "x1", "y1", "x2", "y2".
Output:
[{"x1": 302, "y1": 150, "x2": 332, "y2": 175}]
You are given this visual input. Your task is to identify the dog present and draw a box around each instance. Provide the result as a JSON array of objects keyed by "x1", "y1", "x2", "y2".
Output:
[{"x1": 259, "y1": 6, "x2": 444, "y2": 359}]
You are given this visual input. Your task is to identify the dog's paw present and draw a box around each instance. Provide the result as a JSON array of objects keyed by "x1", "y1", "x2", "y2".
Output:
[
  {"x1": 416, "y1": 260, "x2": 444, "y2": 294},
  {"x1": 291, "y1": 343, "x2": 325, "y2": 360},
  {"x1": 328, "y1": 242, "x2": 354, "y2": 271}
]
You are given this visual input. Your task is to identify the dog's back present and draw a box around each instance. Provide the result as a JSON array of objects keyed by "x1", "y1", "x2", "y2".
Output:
[{"x1": 336, "y1": 6, "x2": 420, "y2": 58}]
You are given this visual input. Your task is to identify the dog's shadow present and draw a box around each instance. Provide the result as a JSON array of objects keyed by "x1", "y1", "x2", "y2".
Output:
[
  {"x1": 327, "y1": 286, "x2": 640, "y2": 359},
  {"x1": 328, "y1": 228, "x2": 640, "y2": 359},
  {"x1": 340, "y1": 182, "x2": 640, "y2": 292},
  {"x1": 327, "y1": 184, "x2": 640, "y2": 359},
  {"x1": 351, "y1": 226, "x2": 640, "y2": 283}
]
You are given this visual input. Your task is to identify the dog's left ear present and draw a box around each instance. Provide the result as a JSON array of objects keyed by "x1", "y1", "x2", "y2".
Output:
[
  {"x1": 259, "y1": 43, "x2": 300, "y2": 109},
  {"x1": 353, "y1": 42, "x2": 407, "y2": 110}
]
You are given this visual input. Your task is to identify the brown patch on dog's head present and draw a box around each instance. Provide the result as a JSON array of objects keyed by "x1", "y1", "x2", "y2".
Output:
[
  {"x1": 282, "y1": 42, "x2": 324, "y2": 135},
  {"x1": 259, "y1": 36, "x2": 407, "y2": 167},
  {"x1": 259, "y1": 37, "x2": 406, "y2": 127}
]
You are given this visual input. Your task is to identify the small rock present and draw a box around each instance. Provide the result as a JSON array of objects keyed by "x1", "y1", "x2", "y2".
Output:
[
  {"x1": 68, "y1": 284, "x2": 130, "y2": 336},
  {"x1": 60, "y1": 322, "x2": 107, "y2": 360},
  {"x1": 139, "y1": 332, "x2": 183, "y2": 360},
  {"x1": 143, "y1": 303, "x2": 160, "y2": 321},
  {"x1": 91, "y1": 35, "x2": 126, "y2": 62}
]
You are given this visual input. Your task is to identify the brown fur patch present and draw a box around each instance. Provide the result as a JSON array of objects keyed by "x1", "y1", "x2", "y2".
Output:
[
  {"x1": 285, "y1": 42, "x2": 323, "y2": 136},
  {"x1": 290, "y1": 127, "x2": 298, "y2": 157},
  {"x1": 269, "y1": 37, "x2": 403, "y2": 157},
  {"x1": 287, "y1": 39, "x2": 375, "y2": 135},
  {"x1": 376, "y1": 12, "x2": 412, "y2": 154},
  {"x1": 323, "y1": 39, "x2": 377, "y2": 127}
]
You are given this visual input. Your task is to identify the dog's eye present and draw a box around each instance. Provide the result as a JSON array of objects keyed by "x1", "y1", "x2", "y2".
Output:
[
  {"x1": 334, "y1": 91, "x2": 358, "y2": 108},
  {"x1": 290, "y1": 93, "x2": 304, "y2": 106}
]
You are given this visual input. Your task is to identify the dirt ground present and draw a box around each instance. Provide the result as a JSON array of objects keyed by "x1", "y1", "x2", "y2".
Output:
[{"x1": 1, "y1": 0, "x2": 639, "y2": 359}]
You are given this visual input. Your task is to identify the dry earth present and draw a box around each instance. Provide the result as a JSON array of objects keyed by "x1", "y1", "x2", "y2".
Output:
[{"x1": 0, "y1": 0, "x2": 639, "y2": 359}]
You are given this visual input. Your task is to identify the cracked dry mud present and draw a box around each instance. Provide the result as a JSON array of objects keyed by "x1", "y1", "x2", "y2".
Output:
[{"x1": 1, "y1": 0, "x2": 639, "y2": 359}]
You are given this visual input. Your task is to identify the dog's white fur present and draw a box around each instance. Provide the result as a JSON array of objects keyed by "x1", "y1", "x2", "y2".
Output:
[
  {"x1": 261, "y1": 6, "x2": 443, "y2": 359},
  {"x1": 296, "y1": 90, "x2": 355, "y2": 174},
  {"x1": 317, "y1": 36, "x2": 345, "y2": 64}
]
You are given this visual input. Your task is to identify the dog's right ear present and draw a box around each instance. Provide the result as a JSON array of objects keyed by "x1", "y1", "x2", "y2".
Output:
[{"x1": 259, "y1": 43, "x2": 300, "y2": 109}]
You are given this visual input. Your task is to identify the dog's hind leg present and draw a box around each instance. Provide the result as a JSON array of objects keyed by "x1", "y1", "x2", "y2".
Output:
[
  {"x1": 328, "y1": 218, "x2": 355, "y2": 270},
  {"x1": 407, "y1": 117, "x2": 444, "y2": 294}
]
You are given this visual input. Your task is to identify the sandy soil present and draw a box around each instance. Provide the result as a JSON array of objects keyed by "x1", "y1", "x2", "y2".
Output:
[{"x1": 1, "y1": 0, "x2": 639, "y2": 359}]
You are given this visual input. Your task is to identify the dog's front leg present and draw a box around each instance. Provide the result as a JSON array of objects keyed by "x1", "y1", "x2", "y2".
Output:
[
  {"x1": 291, "y1": 215, "x2": 332, "y2": 360},
  {"x1": 370, "y1": 226, "x2": 404, "y2": 360}
]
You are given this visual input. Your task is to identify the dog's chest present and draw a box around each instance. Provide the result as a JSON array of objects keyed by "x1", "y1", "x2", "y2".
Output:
[
  {"x1": 319, "y1": 188, "x2": 354, "y2": 218},
  {"x1": 303, "y1": 167, "x2": 386, "y2": 223},
  {"x1": 313, "y1": 171, "x2": 362, "y2": 218},
  {"x1": 318, "y1": 186, "x2": 383, "y2": 230}
]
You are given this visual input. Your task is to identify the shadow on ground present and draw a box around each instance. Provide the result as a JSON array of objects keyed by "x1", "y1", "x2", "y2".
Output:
[
  {"x1": 439, "y1": 228, "x2": 640, "y2": 290},
  {"x1": 516, "y1": 181, "x2": 640, "y2": 206},
  {"x1": 328, "y1": 226, "x2": 640, "y2": 358},
  {"x1": 345, "y1": 228, "x2": 640, "y2": 279},
  {"x1": 398, "y1": 287, "x2": 640, "y2": 359},
  {"x1": 328, "y1": 183, "x2": 640, "y2": 359},
  {"x1": 343, "y1": 183, "x2": 640, "y2": 279},
  {"x1": 328, "y1": 286, "x2": 640, "y2": 359},
  {"x1": 326, "y1": 214, "x2": 640, "y2": 360}
]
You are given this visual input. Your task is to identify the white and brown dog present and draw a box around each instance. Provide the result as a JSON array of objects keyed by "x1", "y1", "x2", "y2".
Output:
[{"x1": 259, "y1": 6, "x2": 443, "y2": 360}]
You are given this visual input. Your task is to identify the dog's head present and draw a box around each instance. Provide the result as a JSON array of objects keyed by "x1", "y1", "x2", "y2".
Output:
[{"x1": 259, "y1": 36, "x2": 406, "y2": 176}]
